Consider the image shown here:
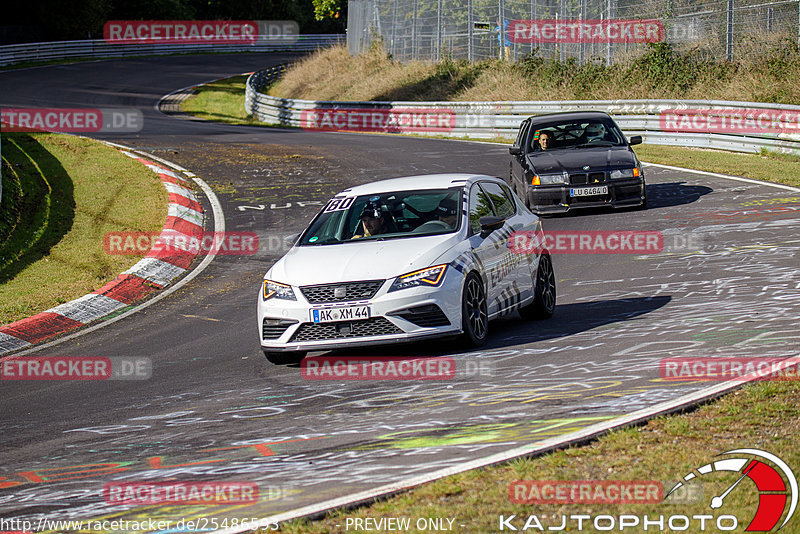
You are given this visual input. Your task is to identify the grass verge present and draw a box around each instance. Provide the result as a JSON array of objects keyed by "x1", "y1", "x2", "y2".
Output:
[
  {"x1": 636, "y1": 145, "x2": 800, "y2": 189},
  {"x1": 0, "y1": 133, "x2": 167, "y2": 324},
  {"x1": 180, "y1": 74, "x2": 264, "y2": 126},
  {"x1": 272, "y1": 380, "x2": 799, "y2": 533}
]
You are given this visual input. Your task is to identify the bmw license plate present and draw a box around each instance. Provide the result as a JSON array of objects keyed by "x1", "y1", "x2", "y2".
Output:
[
  {"x1": 570, "y1": 186, "x2": 608, "y2": 197},
  {"x1": 311, "y1": 306, "x2": 371, "y2": 323}
]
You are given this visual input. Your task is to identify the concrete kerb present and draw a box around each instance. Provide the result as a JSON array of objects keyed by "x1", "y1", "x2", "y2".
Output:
[{"x1": 0, "y1": 140, "x2": 224, "y2": 357}]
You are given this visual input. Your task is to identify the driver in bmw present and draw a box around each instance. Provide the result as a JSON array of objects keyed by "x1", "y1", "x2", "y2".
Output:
[{"x1": 352, "y1": 201, "x2": 388, "y2": 239}]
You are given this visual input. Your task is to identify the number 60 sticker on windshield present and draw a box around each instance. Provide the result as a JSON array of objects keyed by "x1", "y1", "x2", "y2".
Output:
[{"x1": 324, "y1": 197, "x2": 356, "y2": 212}]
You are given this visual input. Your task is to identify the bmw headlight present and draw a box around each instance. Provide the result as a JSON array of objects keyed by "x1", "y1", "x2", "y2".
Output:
[
  {"x1": 388, "y1": 264, "x2": 447, "y2": 293},
  {"x1": 533, "y1": 172, "x2": 569, "y2": 185},
  {"x1": 263, "y1": 279, "x2": 296, "y2": 301},
  {"x1": 610, "y1": 167, "x2": 641, "y2": 179}
]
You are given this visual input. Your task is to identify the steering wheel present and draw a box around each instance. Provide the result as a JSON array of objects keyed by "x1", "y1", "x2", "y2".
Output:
[{"x1": 413, "y1": 220, "x2": 452, "y2": 233}]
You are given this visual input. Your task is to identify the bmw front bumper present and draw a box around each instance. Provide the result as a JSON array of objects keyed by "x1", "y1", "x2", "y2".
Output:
[{"x1": 526, "y1": 177, "x2": 645, "y2": 214}]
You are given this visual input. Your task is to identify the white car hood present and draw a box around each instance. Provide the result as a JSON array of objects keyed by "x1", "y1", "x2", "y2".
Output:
[{"x1": 267, "y1": 233, "x2": 460, "y2": 286}]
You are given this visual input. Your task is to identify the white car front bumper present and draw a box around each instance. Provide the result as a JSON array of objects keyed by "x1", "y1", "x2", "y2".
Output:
[{"x1": 257, "y1": 271, "x2": 464, "y2": 353}]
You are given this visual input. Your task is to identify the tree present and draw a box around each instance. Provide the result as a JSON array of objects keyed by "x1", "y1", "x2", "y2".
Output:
[{"x1": 312, "y1": 0, "x2": 341, "y2": 20}]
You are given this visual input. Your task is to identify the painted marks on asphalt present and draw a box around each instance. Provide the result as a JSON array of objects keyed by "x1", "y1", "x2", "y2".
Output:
[{"x1": 236, "y1": 200, "x2": 323, "y2": 211}]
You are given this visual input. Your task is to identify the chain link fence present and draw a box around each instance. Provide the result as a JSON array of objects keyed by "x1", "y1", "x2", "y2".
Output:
[{"x1": 347, "y1": 0, "x2": 800, "y2": 63}]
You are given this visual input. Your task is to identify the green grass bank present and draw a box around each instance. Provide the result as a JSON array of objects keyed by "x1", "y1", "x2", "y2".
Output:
[{"x1": 0, "y1": 133, "x2": 167, "y2": 324}]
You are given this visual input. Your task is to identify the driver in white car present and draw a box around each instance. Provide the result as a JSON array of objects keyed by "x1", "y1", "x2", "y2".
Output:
[
  {"x1": 352, "y1": 200, "x2": 389, "y2": 239},
  {"x1": 435, "y1": 197, "x2": 459, "y2": 229}
]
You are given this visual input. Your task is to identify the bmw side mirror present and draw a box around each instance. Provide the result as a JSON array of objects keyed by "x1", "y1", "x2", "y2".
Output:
[
  {"x1": 509, "y1": 146, "x2": 521, "y2": 156},
  {"x1": 628, "y1": 135, "x2": 643, "y2": 146},
  {"x1": 479, "y1": 216, "x2": 505, "y2": 238}
]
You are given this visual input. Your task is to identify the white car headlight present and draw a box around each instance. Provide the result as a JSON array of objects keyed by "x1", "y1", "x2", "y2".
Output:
[
  {"x1": 534, "y1": 172, "x2": 569, "y2": 185},
  {"x1": 263, "y1": 279, "x2": 296, "y2": 301},
  {"x1": 388, "y1": 264, "x2": 447, "y2": 293},
  {"x1": 609, "y1": 167, "x2": 640, "y2": 179}
]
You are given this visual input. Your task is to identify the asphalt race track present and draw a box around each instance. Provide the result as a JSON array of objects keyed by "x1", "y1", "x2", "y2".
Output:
[{"x1": 1, "y1": 54, "x2": 799, "y2": 532}]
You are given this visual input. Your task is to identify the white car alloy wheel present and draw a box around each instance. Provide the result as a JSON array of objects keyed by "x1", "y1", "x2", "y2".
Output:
[{"x1": 461, "y1": 273, "x2": 488, "y2": 347}]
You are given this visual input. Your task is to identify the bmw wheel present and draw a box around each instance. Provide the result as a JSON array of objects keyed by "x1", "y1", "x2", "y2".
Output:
[
  {"x1": 461, "y1": 273, "x2": 488, "y2": 347},
  {"x1": 520, "y1": 253, "x2": 556, "y2": 320}
]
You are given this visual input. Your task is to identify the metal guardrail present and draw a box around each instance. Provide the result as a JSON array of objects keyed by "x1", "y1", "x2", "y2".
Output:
[
  {"x1": 0, "y1": 37, "x2": 343, "y2": 202},
  {"x1": 247, "y1": 64, "x2": 289, "y2": 93},
  {"x1": 246, "y1": 68, "x2": 800, "y2": 156},
  {"x1": 0, "y1": 35, "x2": 345, "y2": 67}
]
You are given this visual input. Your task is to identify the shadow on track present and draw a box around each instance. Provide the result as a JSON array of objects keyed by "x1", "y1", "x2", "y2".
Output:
[
  {"x1": 541, "y1": 182, "x2": 712, "y2": 219},
  {"x1": 484, "y1": 295, "x2": 671, "y2": 348},
  {"x1": 646, "y1": 181, "x2": 713, "y2": 209},
  {"x1": 285, "y1": 296, "x2": 671, "y2": 364}
]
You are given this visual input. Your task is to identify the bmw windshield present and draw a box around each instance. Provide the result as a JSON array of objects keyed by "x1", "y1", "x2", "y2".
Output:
[
  {"x1": 529, "y1": 119, "x2": 627, "y2": 151},
  {"x1": 298, "y1": 188, "x2": 463, "y2": 246}
]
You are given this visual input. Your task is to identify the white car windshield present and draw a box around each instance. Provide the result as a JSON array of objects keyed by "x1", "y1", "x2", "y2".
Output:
[{"x1": 298, "y1": 188, "x2": 463, "y2": 246}]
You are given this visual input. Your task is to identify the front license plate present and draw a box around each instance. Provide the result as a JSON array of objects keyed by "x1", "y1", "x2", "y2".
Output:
[
  {"x1": 311, "y1": 306, "x2": 371, "y2": 323},
  {"x1": 570, "y1": 186, "x2": 608, "y2": 197}
]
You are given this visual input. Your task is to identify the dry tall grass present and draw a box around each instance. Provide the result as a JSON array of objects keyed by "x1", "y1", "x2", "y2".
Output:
[
  {"x1": 455, "y1": 62, "x2": 531, "y2": 101},
  {"x1": 270, "y1": 41, "x2": 800, "y2": 104},
  {"x1": 271, "y1": 45, "x2": 438, "y2": 101}
]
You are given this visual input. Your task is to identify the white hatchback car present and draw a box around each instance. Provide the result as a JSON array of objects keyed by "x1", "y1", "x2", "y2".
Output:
[{"x1": 258, "y1": 174, "x2": 555, "y2": 364}]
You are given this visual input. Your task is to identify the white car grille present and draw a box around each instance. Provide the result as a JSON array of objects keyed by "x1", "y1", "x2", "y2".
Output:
[
  {"x1": 299, "y1": 280, "x2": 384, "y2": 303},
  {"x1": 289, "y1": 317, "x2": 402, "y2": 342}
]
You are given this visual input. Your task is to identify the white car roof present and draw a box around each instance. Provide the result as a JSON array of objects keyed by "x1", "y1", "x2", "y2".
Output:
[{"x1": 336, "y1": 174, "x2": 497, "y2": 196}]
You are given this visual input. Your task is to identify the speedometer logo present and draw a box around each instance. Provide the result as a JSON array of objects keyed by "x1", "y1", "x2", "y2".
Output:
[{"x1": 666, "y1": 449, "x2": 797, "y2": 531}]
